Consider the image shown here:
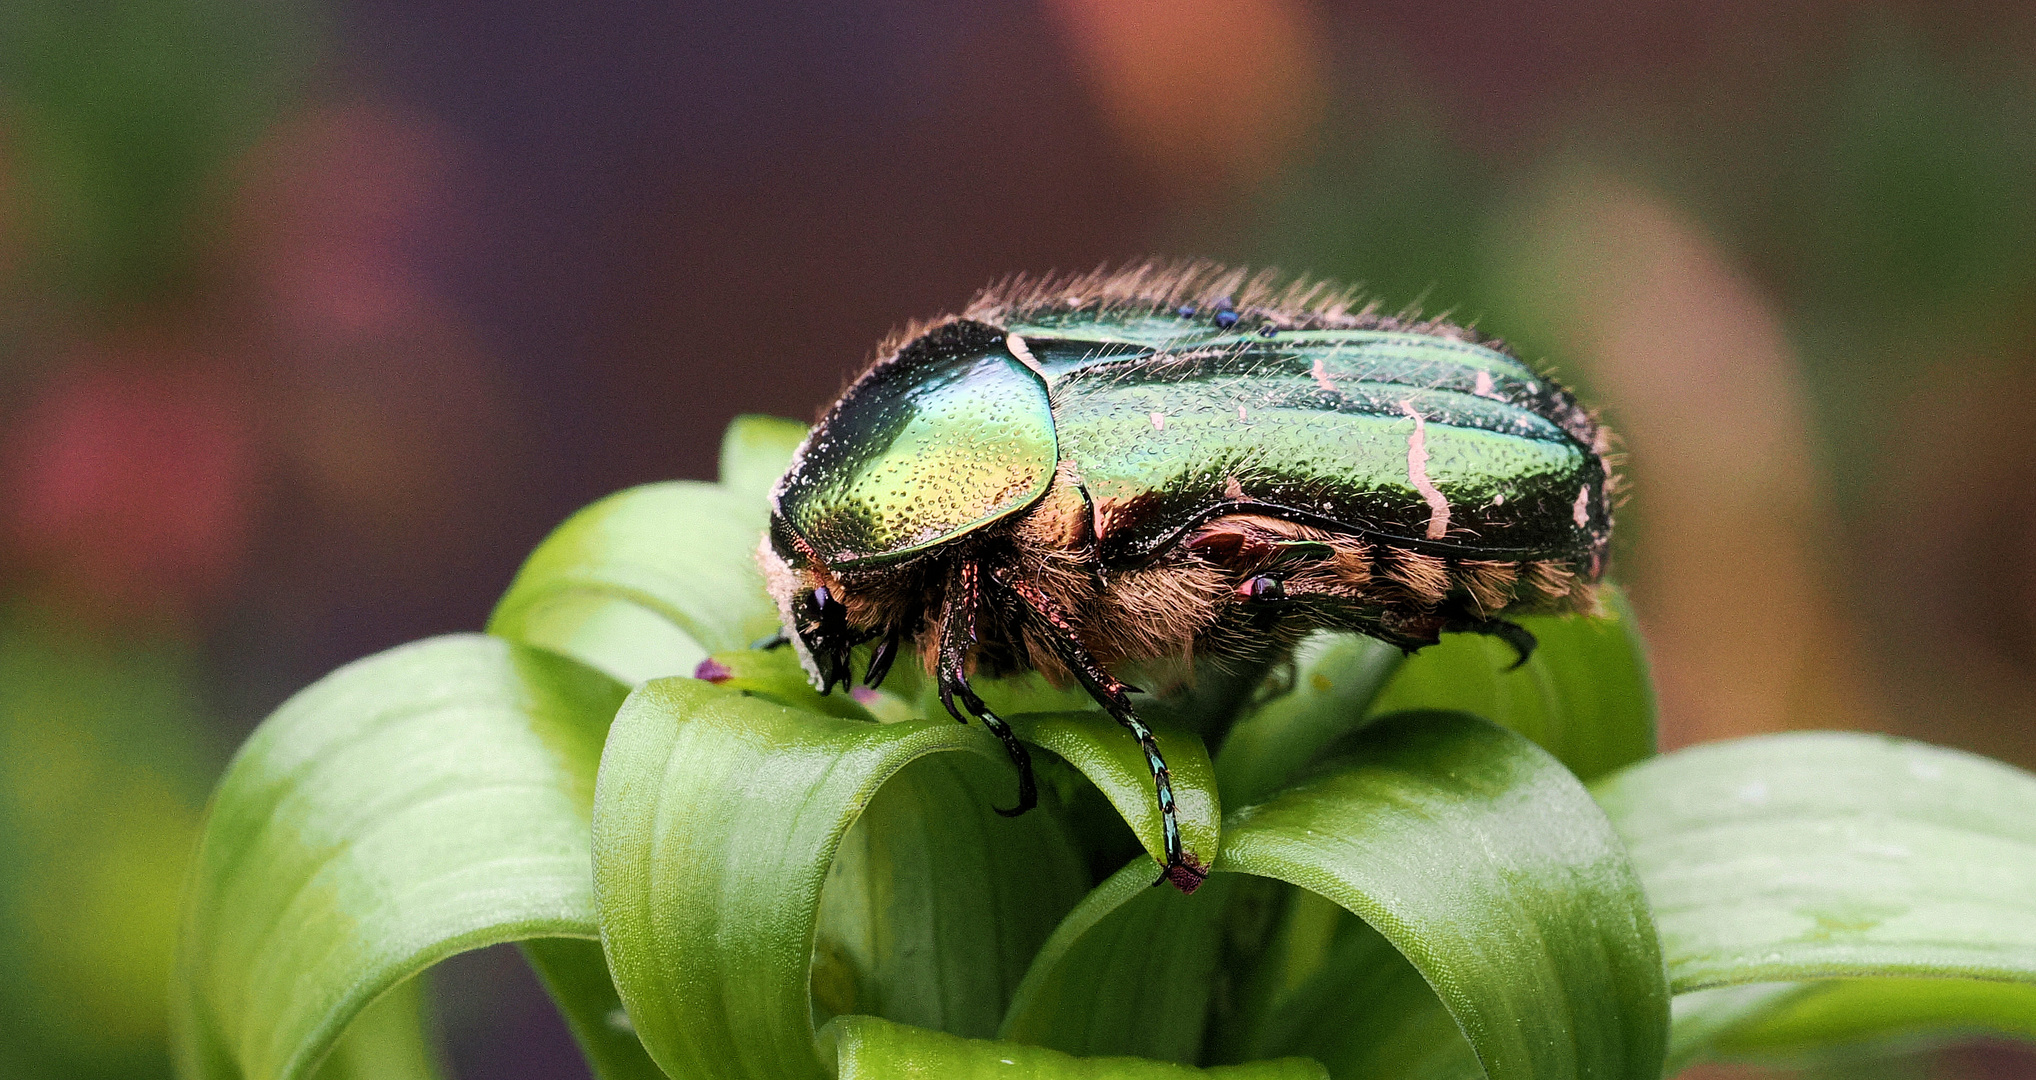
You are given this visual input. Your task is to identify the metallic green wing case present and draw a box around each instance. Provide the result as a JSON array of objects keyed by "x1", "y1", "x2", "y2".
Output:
[{"x1": 1004, "y1": 319, "x2": 1610, "y2": 571}]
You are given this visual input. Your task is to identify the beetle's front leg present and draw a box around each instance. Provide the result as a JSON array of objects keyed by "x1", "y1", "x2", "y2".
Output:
[
  {"x1": 937, "y1": 558, "x2": 1038, "y2": 818},
  {"x1": 991, "y1": 568, "x2": 1205, "y2": 895}
]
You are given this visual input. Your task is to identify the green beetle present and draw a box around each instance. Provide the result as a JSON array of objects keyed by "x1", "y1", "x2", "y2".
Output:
[{"x1": 761, "y1": 262, "x2": 1614, "y2": 892}]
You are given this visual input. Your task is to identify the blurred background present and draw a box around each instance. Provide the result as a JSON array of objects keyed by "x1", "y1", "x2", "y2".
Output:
[{"x1": 2, "y1": 0, "x2": 2034, "y2": 1077}]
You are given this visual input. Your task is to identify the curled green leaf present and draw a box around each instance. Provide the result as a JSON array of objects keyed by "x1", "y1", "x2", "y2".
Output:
[
  {"x1": 488, "y1": 482, "x2": 779, "y2": 685},
  {"x1": 1215, "y1": 633, "x2": 1403, "y2": 808},
  {"x1": 1598, "y1": 732, "x2": 2036, "y2": 1068},
  {"x1": 1368, "y1": 587, "x2": 1655, "y2": 781},
  {"x1": 1595, "y1": 731, "x2": 2036, "y2": 989},
  {"x1": 826, "y1": 1015, "x2": 1327, "y2": 1079},
  {"x1": 1008, "y1": 710, "x2": 1668, "y2": 1080},
  {"x1": 718, "y1": 414, "x2": 810, "y2": 504},
  {"x1": 173, "y1": 635, "x2": 642, "y2": 1080},
  {"x1": 1000, "y1": 868, "x2": 1237, "y2": 1063},
  {"x1": 592, "y1": 677, "x2": 1098, "y2": 1080},
  {"x1": 1011, "y1": 710, "x2": 1220, "y2": 878}
]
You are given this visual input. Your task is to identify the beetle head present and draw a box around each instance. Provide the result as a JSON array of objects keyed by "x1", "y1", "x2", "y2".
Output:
[{"x1": 758, "y1": 530, "x2": 859, "y2": 693}]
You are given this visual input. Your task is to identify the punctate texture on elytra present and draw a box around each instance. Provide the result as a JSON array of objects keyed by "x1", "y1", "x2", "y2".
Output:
[{"x1": 761, "y1": 261, "x2": 1615, "y2": 891}]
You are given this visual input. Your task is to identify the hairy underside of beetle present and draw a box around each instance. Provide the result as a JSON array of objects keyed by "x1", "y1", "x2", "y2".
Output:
[{"x1": 796, "y1": 468, "x2": 1603, "y2": 694}]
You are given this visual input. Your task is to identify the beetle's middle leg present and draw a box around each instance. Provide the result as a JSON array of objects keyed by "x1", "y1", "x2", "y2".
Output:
[
  {"x1": 936, "y1": 558, "x2": 1038, "y2": 818},
  {"x1": 991, "y1": 567, "x2": 1204, "y2": 895}
]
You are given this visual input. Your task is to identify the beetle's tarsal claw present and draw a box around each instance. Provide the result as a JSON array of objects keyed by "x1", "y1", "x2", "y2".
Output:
[
  {"x1": 752, "y1": 631, "x2": 790, "y2": 651},
  {"x1": 863, "y1": 630, "x2": 900, "y2": 688},
  {"x1": 1160, "y1": 860, "x2": 1208, "y2": 894},
  {"x1": 1477, "y1": 619, "x2": 1537, "y2": 671}
]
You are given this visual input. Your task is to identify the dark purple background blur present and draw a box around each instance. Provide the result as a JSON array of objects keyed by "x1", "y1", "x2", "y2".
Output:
[{"x1": 5, "y1": 1, "x2": 2036, "y2": 1077}]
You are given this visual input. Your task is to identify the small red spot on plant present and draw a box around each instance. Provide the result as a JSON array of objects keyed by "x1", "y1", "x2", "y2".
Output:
[
  {"x1": 694, "y1": 658, "x2": 734, "y2": 683},
  {"x1": 849, "y1": 686, "x2": 880, "y2": 705}
]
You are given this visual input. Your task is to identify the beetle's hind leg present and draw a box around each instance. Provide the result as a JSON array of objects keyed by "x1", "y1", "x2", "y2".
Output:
[
  {"x1": 991, "y1": 568, "x2": 1205, "y2": 895},
  {"x1": 936, "y1": 559, "x2": 1038, "y2": 819}
]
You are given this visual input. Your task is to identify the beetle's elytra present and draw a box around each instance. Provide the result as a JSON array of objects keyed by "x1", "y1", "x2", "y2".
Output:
[{"x1": 761, "y1": 262, "x2": 1616, "y2": 892}]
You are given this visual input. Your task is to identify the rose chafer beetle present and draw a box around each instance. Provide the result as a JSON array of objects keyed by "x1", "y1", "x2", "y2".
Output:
[{"x1": 761, "y1": 262, "x2": 1614, "y2": 892}]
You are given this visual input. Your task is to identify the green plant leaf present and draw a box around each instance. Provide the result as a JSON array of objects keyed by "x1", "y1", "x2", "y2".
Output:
[
  {"x1": 1595, "y1": 731, "x2": 2036, "y2": 989},
  {"x1": 1665, "y1": 983, "x2": 1810, "y2": 1074},
  {"x1": 825, "y1": 1015, "x2": 1327, "y2": 1079},
  {"x1": 1216, "y1": 587, "x2": 1653, "y2": 812},
  {"x1": 173, "y1": 634, "x2": 652, "y2": 1080},
  {"x1": 1008, "y1": 710, "x2": 1668, "y2": 1080},
  {"x1": 999, "y1": 867, "x2": 1239, "y2": 1063},
  {"x1": 522, "y1": 938, "x2": 671, "y2": 1080},
  {"x1": 1215, "y1": 633, "x2": 1404, "y2": 807},
  {"x1": 488, "y1": 482, "x2": 779, "y2": 685},
  {"x1": 1215, "y1": 892, "x2": 1480, "y2": 1080},
  {"x1": 719, "y1": 414, "x2": 809, "y2": 504},
  {"x1": 1012, "y1": 710, "x2": 1221, "y2": 878},
  {"x1": 1367, "y1": 587, "x2": 1655, "y2": 782},
  {"x1": 489, "y1": 414, "x2": 804, "y2": 688},
  {"x1": 1596, "y1": 732, "x2": 2036, "y2": 1069},
  {"x1": 1702, "y1": 978, "x2": 2036, "y2": 1061},
  {"x1": 694, "y1": 645, "x2": 881, "y2": 721},
  {"x1": 305, "y1": 980, "x2": 443, "y2": 1080},
  {"x1": 590, "y1": 677, "x2": 1223, "y2": 1080}
]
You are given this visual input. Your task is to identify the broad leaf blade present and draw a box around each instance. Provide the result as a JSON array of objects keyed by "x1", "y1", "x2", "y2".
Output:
[
  {"x1": 1706, "y1": 978, "x2": 2036, "y2": 1060},
  {"x1": 1665, "y1": 984, "x2": 1812, "y2": 1074},
  {"x1": 173, "y1": 635, "x2": 645, "y2": 1080},
  {"x1": 305, "y1": 981, "x2": 443, "y2": 1080},
  {"x1": 1000, "y1": 868, "x2": 1237, "y2": 1063},
  {"x1": 1368, "y1": 586, "x2": 1655, "y2": 781},
  {"x1": 1595, "y1": 731, "x2": 2036, "y2": 989},
  {"x1": 592, "y1": 678, "x2": 1096, "y2": 1080},
  {"x1": 522, "y1": 938, "x2": 670, "y2": 1080},
  {"x1": 1215, "y1": 633, "x2": 1403, "y2": 807},
  {"x1": 1220, "y1": 896, "x2": 1479, "y2": 1080},
  {"x1": 1598, "y1": 732, "x2": 2036, "y2": 1068},
  {"x1": 827, "y1": 1015, "x2": 1327, "y2": 1079},
  {"x1": 690, "y1": 653, "x2": 1222, "y2": 878},
  {"x1": 1008, "y1": 711, "x2": 1669, "y2": 1080},
  {"x1": 488, "y1": 482, "x2": 778, "y2": 685},
  {"x1": 1220, "y1": 711, "x2": 1667, "y2": 1080}
]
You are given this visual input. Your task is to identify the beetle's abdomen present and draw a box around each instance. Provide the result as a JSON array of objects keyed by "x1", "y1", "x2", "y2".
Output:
[{"x1": 1043, "y1": 332, "x2": 1610, "y2": 573}]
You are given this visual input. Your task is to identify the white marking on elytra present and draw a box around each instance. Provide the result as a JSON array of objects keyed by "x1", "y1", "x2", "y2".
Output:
[
  {"x1": 1151, "y1": 412, "x2": 1166, "y2": 431},
  {"x1": 1573, "y1": 485, "x2": 1591, "y2": 528},
  {"x1": 1311, "y1": 357, "x2": 1337, "y2": 393},
  {"x1": 1006, "y1": 333, "x2": 1047, "y2": 379},
  {"x1": 1224, "y1": 475, "x2": 1246, "y2": 500},
  {"x1": 1400, "y1": 401, "x2": 1450, "y2": 539},
  {"x1": 1474, "y1": 370, "x2": 1495, "y2": 396}
]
